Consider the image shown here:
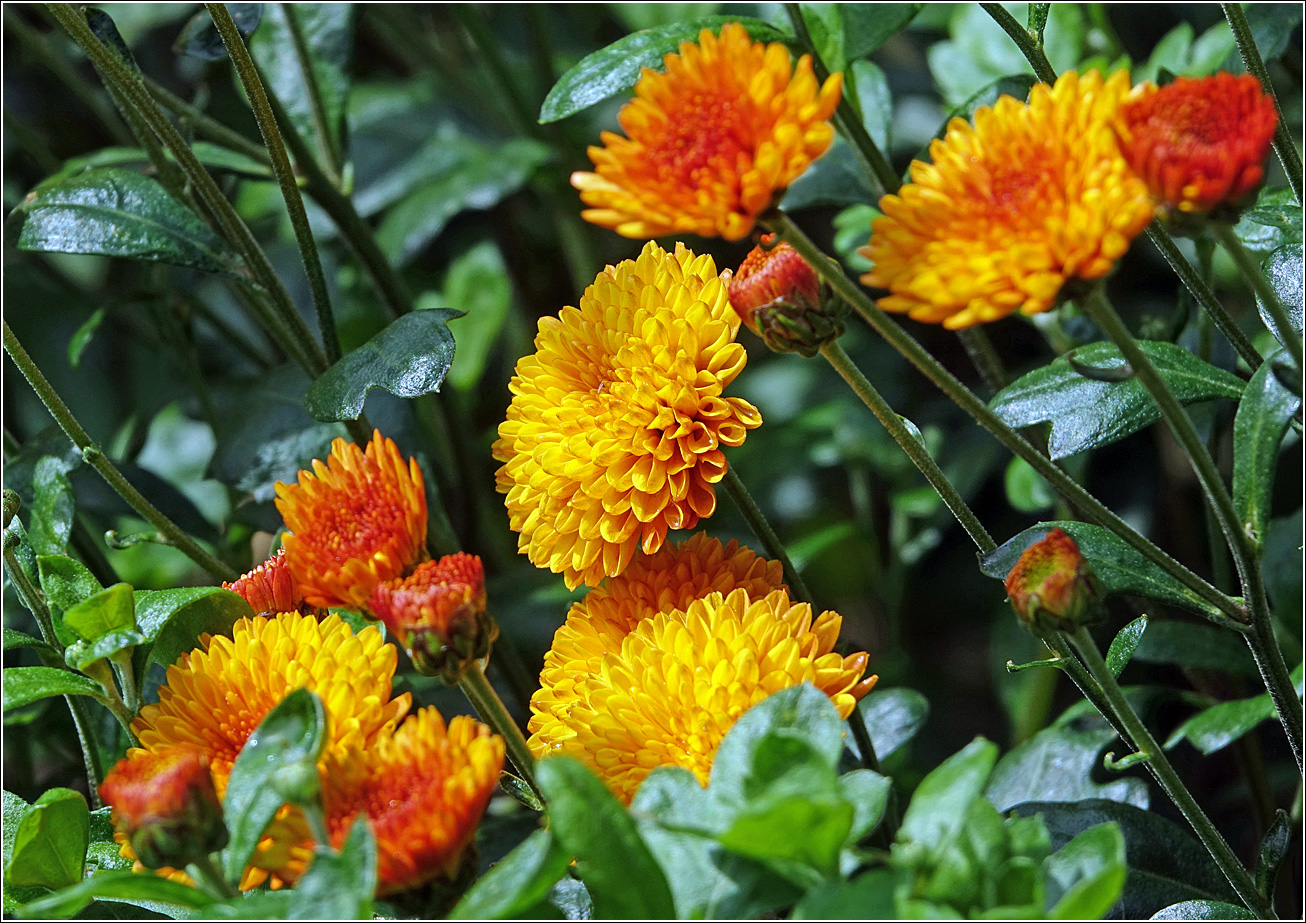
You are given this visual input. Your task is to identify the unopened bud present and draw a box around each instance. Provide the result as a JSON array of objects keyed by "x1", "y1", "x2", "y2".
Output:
[
  {"x1": 729, "y1": 236, "x2": 846, "y2": 358},
  {"x1": 224, "y1": 549, "x2": 310, "y2": 616},
  {"x1": 1004, "y1": 528, "x2": 1104, "y2": 632}
]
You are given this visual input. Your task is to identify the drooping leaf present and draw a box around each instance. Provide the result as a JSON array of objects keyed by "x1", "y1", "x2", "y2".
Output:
[
  {"x1": 1233, "y1": 352, "x2": 1300, "y2": 550},
  {"x1": 539, "y1": 17, "x2": 791, "y2": 123},
  {"x1": 131, "y1": 587, "x2": 252, "y2": 693},
  {"x1": 898, "y1": 737, "x2": 998, "y2": 851},
  {"x1": 177, "y1": 3, "x2": 264, "y2": 60},
  {"x1": 28, "y1": 456, "x2": 75, "y2": 556},
  {"x1": 4, "y1": 788, "x2": 88, "y2": 890},
  {"x1": 288, "y1": 819, "x2": 376, "y2": 920},
  {"x1": 2, "y1": 667, "x2": 107, "y2": 713},
  {"x1": 450, "y1": 829, "x2": 569, "y2": 920},
  {"x1": 1106, "y1": 615, "x2": 1148, "y2": 678},
  {"x1": 848, "y1": 686, "x2": 929, "y2": 763},
  {"x1": 13, "y1": 869, "x2": 213, "y2": 919},
  {"x1": 1004, "y1": 455, "x2": 1057, "y2": 512},
  {"x1": 15, "y1": 169, "x2": 245, "y2": 280},
  {"x1": 990, "y1": 341, "x2": 1245, "y2": 459},
  {"x1": 303, "y1": 309, "x2": 462, "y2": 421}
]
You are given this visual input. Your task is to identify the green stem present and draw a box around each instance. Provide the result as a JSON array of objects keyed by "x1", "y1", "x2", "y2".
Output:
[
  {"x1": 1212, "y1": 223, "x2": 1304, "y2": 379},
  {"x1": 454, "y1": 6, "x2": 539, "y2": 139},
  {"x1": 276, "y1": 2, "x2": 344, "y2": 182},
  {"x1": 1223, "y1": 1, "x2": 1304, "y2": 205},
  {"x1": 955, "y1": 327, "x2": 1009, "y2": 392},
  {"x1": 460, "y1": 662, "x2": 543, "y2": 806},
  {"x1": 980, "y1": 3, "x2": 1058, "y2": 83},
  {"x1": 1066, "y1": 627, "x2": 1274, "y2": 919},
  {"x1": 300, "y1": 800, "x2": 333, "y2": 849},
  {"x1": 145, "y1": 77, "x2": 271, "y2": 165},
  {"x1": 764, "y1": 211, "x2": 1247, "y2": 628},
  {"x1": 206, "y1": 2, "x2": 342, "y2": 364},
  {"x1": 720, "y1": 466, "x2": 815, "y2": 604},
  {"x1": 188, "y1": 854, "x2": 239, "y2": 900},
  {"x1": 4, "y1": 321, "x2": 237, "y2": 582},
  {"x1": 820, "y1": 341, "x2": 996, "y2": 554}
]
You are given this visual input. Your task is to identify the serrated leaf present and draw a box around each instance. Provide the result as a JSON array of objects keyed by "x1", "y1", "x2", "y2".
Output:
[
  {"x1": 14, "y1": 869, "x2": 213, "y2": 919},
  {"x1": 898, "y1": 737, "x2": 998, "y2": 851},
  {"x1": 29, "y1": 456, "x2": 75, "y2": 556},
  {"x1": 1106, "y1": 615, "x2": 1148, "y2": 678},
  {"x1": 4, "y1": 788, "x2": 88, "y2": 890},
  {"x1": 177, "y1": 3, "x2": 264, "y2": 60},
  {"x1": 979, "y1": 521, "x2": 1222, "y2": 619},
  {"x1": 2, "y1": 667, "x2": 107, "y2": 713},
  {"x1": 1233, "y1": 352, "x2": 1300, "y2": 549},
  {"x1": 16, "y1": 169, "x2": 245, "y2": 280},
  {"x1": 450, "y1": 829, "x2": 569, "y2": 920},
  {"x1": 540, "y1": 17, "x2": 791, "y2": 123},
  {"x1": 1258, "y1": 244, "x2": 1304, "y2": 354},
  {"x1": 990, "y1": 341, "x2": 1245, "y2": 459},
  {"x1": 1152, "y1": 900, "x2": 1257, "y2": 919},
  {"x1": 303, "y1": 309, "x2": 462, "y2": 421}
]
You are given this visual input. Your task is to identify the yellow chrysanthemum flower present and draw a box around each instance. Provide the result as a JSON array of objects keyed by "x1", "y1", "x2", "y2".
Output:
[
  {"x1": 862, "y1": 69, "x2": 1155, "y2": 329},
  {"x1": 129, "y1": 612, "x2": 411, "y2": 889},
  {"x1": 275, "y1": 431, "x2": 428, "y2": 610},
  {"x1": 530, "y1": 583, "x2": 876, "y2": 804},
  {"x1": 572, "y1": 22, "x2": 842, "y2": 241},
  {"x1": 493, "y1": 242, "x2": 762, "y2": 589},
  {"x1": 324, "y1": 709, "x2": 504, "y2": 895}
]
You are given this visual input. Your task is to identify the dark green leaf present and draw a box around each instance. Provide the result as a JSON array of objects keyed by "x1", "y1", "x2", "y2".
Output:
[
  {"x1": 1253, "y1": 809, "x2": 1289, "y2": 898},
  {"x1": 990, "y1": 341, "x2": 1244, "y2": 459},
  {"x1": 782, "y1": 135, "x2": 877, "y2": 210},
  {"x1": 1107, "y1": 615, "x2": 1148, "y2": 678},
  {"x1": 132, "y1": 587, "x2": 252, "y2": 691},
  {"x1": 68, "y1": 307, "x2": 108, "y2": 369},
  {"x1": 980, "y1": 521, "x2": 1222, "y2": 619},
  {"x1": 14, "y1": 869, "x2": 213, "y2": 919},
  {"x1": 539, "y1": 17, "x2": 791, "y2": 122},
  {"x1": 1259, "y1": 244, "x2": 1304, "y2": 350},
  {"x1": 1224, "y1": 3, "x2": 1304, "y2": 69},
  {"x1": 843, "y1": 4, "x2": 922, "y2": 60},
  {"x1": 1164, "y1": 665, "x2": 1303, "y2": 755},
  {"x1": 1046, "y1": 823, "x2": 1127, "y2": 919},
  {"x1": 2, "y1": 667, "x2": 106, "y2": 713},
  {"x1": 986, "y1": 716, "x2": 1147, "y2": 813},
  {"x1": 440, "y1": 242, "x2": 513, "y2": 391},
  {"x1": 4, "y1": 788, "x2": 88, "y2": 890},
  {"x1": 1152, "y1": 900, "x2": 1256, "y2": 920},
  {"x1": 221, "y1": 689, "x2": 328, "y2": 883},
  {"x1": 450, "y1": 829, "x2": 569, "y2": 920},
  {"x1": 178, "y1": 3, "x2": 264, "y2": 60},
  {"x1": 1233, "y1": 352, "x2": 1300, "y2": 549},
  {"x1": 792, "y1": 868, "x2": 897, "y2": 920},
  {"x1": 85, "y1": 7, "x2": 140, "y2": 74},
  {"x1": 1234, "y1": 187, "x2": 1303, "y2": 255},
  {"x1": 37, "y1": 555, "x2": 103, "y2": 642},
  {"x1": 1131, "y1": 619, "x2": 1259, "y2": 677},
  {"x1": 29, "y1": 457, "x2": 75, "y2": 557},
  {"x1": 16, "y1": 169, "x2": 245, "y2": 280},
  {"x1": 303, "y1": 309, "x2": 462, "y2": 421},
  {"x1": 899, "y1": 737, "x2": 998, "y2": 851},
  {"x1": 62, "y1": 584, "x2": 136, "y2": 641},
  {"x1": 289, "y1": 819, "x2": 376, "y2": 920},
  {"x1": 850, "y1": 686, "x2": 929, "y2": 762},
  {"x1": 3, "y1": 629, "x2": 50, "y2": 652},
  {"x1": 710, "y1": 684, "x2": 845, "y2": 800},
  {"x1": 535, "y1": 756, "x2": 675, "y2": 920}
]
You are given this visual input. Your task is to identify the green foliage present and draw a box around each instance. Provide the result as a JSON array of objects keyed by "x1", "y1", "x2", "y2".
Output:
[
  {"x1": 2, "y1": 668, "x2": 107, "y2": 713},
  {"x1": 1233, "y1": 349, "x2": 1300, "y2": 549},
  {"x1": 1165, "y1": 664, "x2": 1305, "y2": 756},
  {"x1": 3, "y1": 789, "x2": 89, "y2": 891}
]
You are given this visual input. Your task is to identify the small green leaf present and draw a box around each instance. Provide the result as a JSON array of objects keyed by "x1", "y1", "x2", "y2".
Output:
[
  {"x1": 68, "y1": 307, "x2": 108, "y2": 369},
  {"x1": 4, "y1": 788, "x2": 88, "y2": 890},
  {"x1": 1152, "y1": 900, "x2": 1257, "y2": 920},
  {"x1": 1004, "y1": 455, "x2": 1056, "y2": 513},
  {"x1": 2, "y1": 667, "x2": 107, "y2": 713},
  {"x1": 1234, "y1": 353, "x2": 1301, "y2": 551},
  {"x1": 1046, "y1": 823, "x2": 1127, "y2": 919},
  {"x1": 84, "y1": 7, "x2": 140, "y2": 74},
  {"x1": 839, "y1": 769, "x2": 893, "y2": 843},
  {"x1": 1106, "y1": 615, "x2": 1148, "y2": 678},
  {"x1": 710, "y1": 684, "x2": 845, "y2": 800},
  {"x1": 131, "y1": 587, "x2": 253, "y2": 688},
  {"x1": 29, "y1": 457, "x2": 75, "y2": 556},
  {"x1": 289, "y1": 818, "x2": 376, "y2": 920},
  {"x1": 65, "y1": 628, "x2": 147, "y2": 673},
  {"x1": 303, "y1": 309, "x2": 462, "y2": 422},
  {"x1": 3, "y1": 629, "x2": 50, "y2": 652},
  {"x1": 62, "y1": 583, "x2": 136, "y2": 641},
  {"x1": 539, "y1": 17, "x2": 791, "y2": 123},
  {"x1": 440, "y1": 242, "x2": 513, "y2": 391},
  {"x1": 898, "y1": 737, "x2": 998, "y2": 851},
  {"x1": 536, "y1": 757, "x2": 675, "y2": 920},
  {"x1": 1253, "y1": 809, "x2": 1290, "y2": 898},
  {"x1": 177, "y1": 3, "x2": 264, "y2": 60},
  {"x1": 450, "y1": 829, "x2": 569, "y2": 920},
  {"x1": 221, "y1": 689, "x2": 328, "y2": 883},
  {"x1": 986, "y1": 719, "x2": 1148, "y2": 813},
  {"x1": 850, "y1": 686, "x2": 929, "y2": 762},
  {"x1": 14, "y1": 869, "x2": 213, "y2": 919},
  {"x1": 1165, "y1": 665, "x2": 1304, "y2": 755},
  {"x1": 16, "y1": 169, "x2": 245, "y2": 280},
  {"x1": 1258, "y1": 244, "x2": 1304, "y2": 351},
  {"x1": 1131, "y1": 619, "x2": 1259, "y2": 678},
  {"x1": 990, "y1": 341, "x2": 1245, "y2": 459},
  {"x1": 842, "y1": 3, "x2": 922, "y2": 60},
  {"x1": 53, "y1": 145, "x2": 273, "y2": 184}
]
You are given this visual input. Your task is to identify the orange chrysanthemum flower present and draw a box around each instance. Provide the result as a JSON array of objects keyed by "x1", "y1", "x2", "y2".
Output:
[
  {"x1": 223, "y1": 549, "x2": 306, "y2": 616},
  {"x1": 1117, "y1": 72, "x2": 1279, "y2": 214},
  {"x1": 324, "y1": 708, "x2": 504, "y2": 894},
  {"x1": 493, "y1": 242, "x2": 762, "y2": 589},
  {"x1": 862, "y1": 70, "x2": 1155, "y2": 329},
  {"x1": 275, "y1": 431, "x2": 428, "y2": 609},
  {"x1": 530, "y1": 583, "x2": 876, "y2": 804},
  {"x1": 572, "y1": 22, "x2": 842, "y2": 241}
]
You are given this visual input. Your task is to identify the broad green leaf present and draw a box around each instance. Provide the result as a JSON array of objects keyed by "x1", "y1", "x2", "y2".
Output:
[
  {"x1": 1185, "y1": 23, "x2": 1235, "y2": 76},
  {"x1": 2, "y1": 667, "x2": 106, "y2": 713},
  {"x1": 898, "y1": 737, "x2": 998, "y2": 851},
  {"x1": 14, "y1": 869, "x2": 213, "y2": 918},
  {"x1": 4, "y1": 788, "x2": 88, "y2": 890},
  {"x1": 849, "y1": 686, "x2": 929, "y2": 762},
  {"x1": 62, "y1": 583, "x2": 136, "y2": 641},
  {"x1": 1259, "y1": 244, "x2": 1304, "y2": 350},
  {"x1": 839, "y1": 769, "x2": 893, "y2": 842},
  {"x1": 450, "y1": 829, "x2": 569, "y2": 920},
  {"x1": 37, "y1": 556, "x2": 103, "y2": 646},
  {"x1": 289, "y1": 819, "x2": 376, "y2": 920},
  {"x1": 68, "y1": 307, "x2": 108, "y2": 369},
  {"x1": 990, "y1": 341, "x2": 1245, "y2": 459},
  {"x1": 801, "y1": 4, "x2": 844, "y2": 71},
  {"x1": 3, "y1": 792, "x2": 45, "y2": 913},
  {"x1": 986, "y1": 717, "x2": 1147, "y2": 813},
  {"x1": 15, "y1": 169, "x2": 245, "y2": 280},
  {"x1": 539, "y1": 17, "x2": 791, "y2": 123},
  {"x1": 177, "y1": 3, "x2": 264, "y2": 60},
  {"x1": 131, "y1": 587, "x2": 252, "y2": 690},
  {"x1": 980, "y1": 521, "x2": 1222, "y2": 618},
  {"x1": 1234, "y1": 187, "x2": 1303, "y2": 255},
  {"x1": 1046, "y1": 823, "x2": 1127, "y2": 919},
  {"x1": 221, "y1": 689, "x2": 328, "y2": 883},
  {"x1": 3, "y1": 629, "x2": 50, "y2": 652},
  {"x1": 1132, "y1": 618, "x2": 1259, "y2": 677},
  {"x1": 86, "y1": 808, "x2": 133, "y2": 874},
  {"x1": 1152, "y1": 900, "x2": 1257, "y2": 920},
  {"x1": 710, "y1": 684, "x2": 845, "y2": 800},
  {"x1": 29, "y1": 457, "x2": 74, "y2": 556},
  {"x1": 375, "y1": 140, "x2": 550, "y2": 265},
  {"x1": 842, "y1": 3, "x2": 922, "y2": 60},
  {"x1": 1106, "y1": 615, "x2": 1148, "y2": 678},
  {"x1": 1004, "y1": 455, "x2": 1056, "y2": 512},
  {"x1": 1165, "y1": 665, "x2": 1303, "y2": 755},
  {"x1": 1137, "y1": 23, "x2": 1192, "y2": 83},
  {"x1": 792, "y1": 868, "x2": 897, "y2": 920},
  {"x1": 536, "y1": 756, "x2": 675, "y2": 920},
  {"x1": 1253, "y1": 809, "x2": 1290, "y2": 898},
  {"x1": 440, "y1": 242, "x2": 513, "y2": 390},
  {"x1": 303, "y1": 309, "x2": 462, "y2": 421},
  {"x1": 1233, "y1": 353, "x2": 1300, "y2": 549}
]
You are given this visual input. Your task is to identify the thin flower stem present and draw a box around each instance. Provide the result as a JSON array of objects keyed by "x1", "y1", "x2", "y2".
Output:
[
  {"x1": 1223, "y1": 1, "x2": 1304, "y2": 205},
  {"x1": 1065, "y1": 626, "x2": 1275, "y2": 919},
  {"x1": 720, "y1": 466, "x2": 815, "y2": 604},
  {"x1": 954, "y1": 328, "x2": 1009, "y2": 392},
  {"x1": 1079, "y1": 287, "x2": 1303, "y2": 770},
  {"x1": 460, "y1": 662, "x2": 543, "y2": 807},
  {"x1": 145, "y1": 77, "x2": 271, "y2": 165},
  {"x1": 4, "y1": 321, "x2": 238, "y2": 582},
  {"x1": 980, "y1": 4, "x2": 1057, "y2": 83},
  {"x1": 764, "y1": 211, "x2": 1248, "y2": 628},
  {"x1": 1212, "y1": 223, "x2": 1305, "y2": 378},
  {"x1": 206, "y1": 2, "x2": 343, "y2": 364},
  {"x1": 188, "y1": 854, "x2": 239, "y2": 900},
  {"x1": 820, "y1": 341, "x2": 997, "y2": 554}
]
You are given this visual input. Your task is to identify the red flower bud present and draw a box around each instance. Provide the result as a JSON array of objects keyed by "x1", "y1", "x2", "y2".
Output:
[
  {"x1": 223, "y1": 549, "x2": 308, "y2": 616},
  {"x1": 1005, "y1": 528, "x2": 1104, "y2": 632}
]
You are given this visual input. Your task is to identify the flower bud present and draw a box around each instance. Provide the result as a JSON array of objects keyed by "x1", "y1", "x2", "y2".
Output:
[
  {"x1": 99, "y1": 746, "x2": 228, "y2": 870},
  {"x1": 367, "y1": 553, "x2": 497, "y2": 683},
  {"x1": 1004, "y1": 528, "x2": 1104, "y2": 632},
  {"x1": 729, "y1": 236, "x2": 846, "y2": 358},
  {"x1": 223, "y1": 549, "x2": 309, "y2": 616}
]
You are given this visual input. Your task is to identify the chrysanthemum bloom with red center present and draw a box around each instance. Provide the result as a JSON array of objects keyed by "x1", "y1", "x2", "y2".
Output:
[
  {"x1": 530, "y1": 582, "x2": 876, "y2": 804},
  {"x1": 862, "y1": 70, "x2": 1155, "y2": 329},
  {"x1": 275, "y1": 431, "x2": 428, "y2": 610},
  {"x1": 223, "y1": 549, "x2": 307, "y2": 616},
  {"x1": 571, "y1": 22, "x2": 842, "y2": 241},
  {"x1": 1117, "y1": 72, "x2": 1279, "y2": 215},
  {"x1": 367, "y1": 553, "x2": 497, "y2": 682},
  {"x1": 729, "y1": 235, "x2": 846, "y2": 357},
  {"x1": 324, "y1": 708, "x2": 504, "y2": 895},
  {"x1": 493, "y1": 242, "x2": 763, "y2": 589},
  {"x1": 1005, "y1": 527, "x2": 1105, "y2": 632},
  {"x1": 126, "y1": 612, "x2": 411, "y2": 889},
  {"x1": 99, "y1": 745, "x2": 228, "y2": 871}
]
